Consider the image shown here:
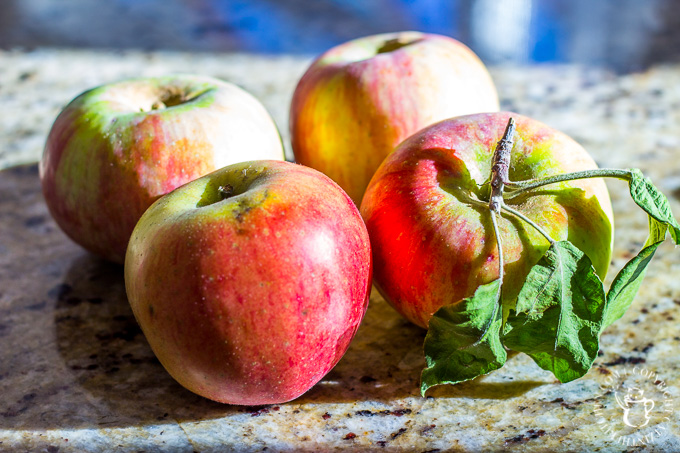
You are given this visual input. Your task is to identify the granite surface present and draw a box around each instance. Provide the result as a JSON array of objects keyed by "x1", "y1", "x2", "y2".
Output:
[{"x1": 1, "y1": 49, "x2": 680, "y2": 452}]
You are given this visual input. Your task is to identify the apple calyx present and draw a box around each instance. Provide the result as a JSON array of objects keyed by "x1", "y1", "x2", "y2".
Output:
[
  {"x1": 218, "y1": 184, "x2": 235, "y2": 199},
  {"x1": 420, "y1": 119, "x2": 680, "y2": 396},
  {"x1": 147, "y1": 86, "x2": 211, "y2": 111}
]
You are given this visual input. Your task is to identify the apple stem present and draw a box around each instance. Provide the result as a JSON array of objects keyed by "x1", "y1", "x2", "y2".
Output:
[
  {"x1": 489, "y1": 118, "x2": 516, "y2": 214},
  {"x1": 501, "y1": 204, "x2": 557, "y2": 245},
  {"x1": 504, "y1": 168, "x2": 633, "y2": 197},
  {"x1": 486, "y1": 118, "x2": 517, "y2": 288},
  {"x1": 490, "y1": 210, "x2": 504, "y2": 283}
]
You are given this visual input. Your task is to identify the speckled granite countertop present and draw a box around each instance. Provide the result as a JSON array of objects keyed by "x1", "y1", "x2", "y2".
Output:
[{"x1": 1, "y1": 49, "x2": 680, "y2": 452}]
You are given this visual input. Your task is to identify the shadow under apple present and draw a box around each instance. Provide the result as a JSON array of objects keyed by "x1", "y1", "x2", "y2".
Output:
[
  {"x1": 50, "y1": 254, "x2": 433, "y2": 427},
  {"x1": 52, "y1": 254, "x2": 436, "y2": 407}
]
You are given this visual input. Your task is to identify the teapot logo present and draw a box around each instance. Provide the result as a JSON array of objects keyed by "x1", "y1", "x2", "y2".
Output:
[
  {"x1": 614, "y1": 387, "x2": 654, "y2": 428},
  {"x1": 590, "y1": 365, "x2": 674, "y2": 447}
]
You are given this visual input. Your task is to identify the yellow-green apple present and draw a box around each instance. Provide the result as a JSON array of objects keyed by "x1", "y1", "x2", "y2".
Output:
[
  {"x1": 40, "y1": 75, "x2": 284, "y2": 263},
  {"x1": 360, "y1": 112, "x2": 614, "y2": 328},
  {"x1": 290, "y1": 31, "x2": 499, "y2": 205},
  {"x1": 124, "y1": 160, "x2": 372, "y2": 405}
]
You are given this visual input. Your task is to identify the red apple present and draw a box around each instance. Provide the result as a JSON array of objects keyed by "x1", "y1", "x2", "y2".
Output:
[
  {"x1": 40, "y1": 75, "x2": 284, "y2": 263},
  {"x1": 124, "y1": 160, "x2": 372, "y2": 405},
  {"x1": 360, "y1": 112, "x2": 614, "y2": 328},
  {"x1": 290, "y1": 31, "x2": 500, "y2": 205}
]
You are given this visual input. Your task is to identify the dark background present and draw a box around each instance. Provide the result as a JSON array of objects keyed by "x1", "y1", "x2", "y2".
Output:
[{"x1": 1, "y1": 0, "x2": 679, "y2": 73}]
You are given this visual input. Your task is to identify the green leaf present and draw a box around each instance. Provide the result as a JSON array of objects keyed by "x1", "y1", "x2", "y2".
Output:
[
  {"x1": 648, "y1": 216, "x2": 670, "y2": 244},
  {"x1": 503, "y1": 241, "x2": 606, "y2": 383},
  {"x1": 602, "y1": 242, "x2": 662, "y2": 328},
  {"x1": 602, "y1": 170, "x2": 680, "y2": 328},
  {"x1": 421, "y1": 279, "x2": 506, "y2": 395},
  {"x1": 629, "y1": 168, "x2": 680, "y2": 244},
  {"x1": 602, "y1": 216, "x2": 667, "y2": 328}
]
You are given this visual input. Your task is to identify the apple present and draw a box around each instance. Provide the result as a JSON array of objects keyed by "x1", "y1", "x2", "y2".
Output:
[
  {"x1": 40, "y1": 74, "x2": 284, "y2": 263},
  {"x1": 360, "y1": 112, "x2": 614, "y2": 328},
  {"x1": 290, "y1": 31, "x2": 500, "y2": 205},
  {"x1": 124, "y1": 160, "x2": 372, "y2": 405}
]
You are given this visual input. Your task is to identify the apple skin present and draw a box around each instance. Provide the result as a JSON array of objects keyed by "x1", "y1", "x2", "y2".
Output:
[
  {"x1": 40, "y1": 75, "x2": 284, "y2": 263},
  {"x1": 290, "y1": 31, "x2": 500, "y2": 205},
  {"x1": 124, "y1": 160, "x2": 372, "y2": 405},
  {"x1": 360, "y1": 112, "x2": 614, "y2": 329}
]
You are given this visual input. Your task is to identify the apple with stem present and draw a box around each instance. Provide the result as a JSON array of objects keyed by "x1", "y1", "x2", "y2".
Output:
[
  {"x1": 40, "y1": 75, "x2": 284, "y2": 263},
  {"x1": 360, "y1": 112, "x2": 614, "y2": 329},
  {"x1": 124, "y1": 160, "x2": 372, "y2": 405},
  {"x1": 290, "y1": 31, "x2": 499, "y2": 205}
]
